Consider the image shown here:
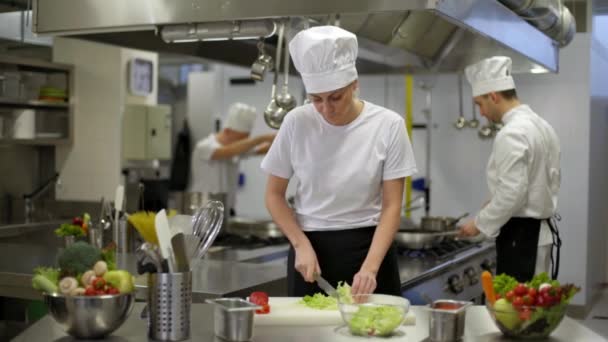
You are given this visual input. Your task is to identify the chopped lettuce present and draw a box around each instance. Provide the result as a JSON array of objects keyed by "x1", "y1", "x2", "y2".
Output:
[
  {"x1": 526, "y1": 273, "x2": 560, "y2": 289},
  {"x1": 493, "y1": 274, "x2": 519, "y2": 296},
  {"x1": 300, "y1": 293, "x2": 337, "y2": 310},
  {"x1": 348, "y1": 306, "x2": 403, "y2": 336},
  {"x1": 336, "y1": 281, "x2": 353, "y2": 304}
]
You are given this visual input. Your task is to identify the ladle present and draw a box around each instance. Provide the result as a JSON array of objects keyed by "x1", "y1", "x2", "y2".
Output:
[
  {"x1": 263, "y1": 22, "x2": 285, "y2": 129},
  {"x1": 453, "y1": 75, "x2": 466, "y2": 129},
  {"x1": 468, "y1": 97, "x2": 480, "y2": 128}
]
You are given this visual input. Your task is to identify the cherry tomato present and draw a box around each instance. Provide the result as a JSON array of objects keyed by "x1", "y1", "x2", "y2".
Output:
[
  {"x1": 72, "y1": 217, "x2": 83, "y2": 226},
  {"x1": 505, "y1": 290, "x2": 515, "y2": 302},
  {"x1": 512, "y1": 296, "x2": 524, "y2": 308},
  {"x1": 92, "y1": 277, "x2": 106, "y2": 290},
  {"x1": 528, "y1": 288, "x2": 538, "y2": 298},
  {"x1": 535, "y1": 295, "x2": 546, "y2": 307},
  {"x1": 250, "y1": 291, "x2": 269, "y2": 305},
  {"x1": 256, "y1": 303, "x2": 270, "y2": 314},
  {"x1": 84, "y1": 286, "x2": 96, "y2": 296},
  {"x1": 519, "y1": 308, "x2": 532, "y2": 321},
  {"x1": 514, "y1": 283, "x2": 528, "y2": 296},
  {"x1": 107, "y1": 287, "x2": 120, "y2": 295},
  {"x1": 522, "y1": 295, "x2": 534, "y2": 306}
]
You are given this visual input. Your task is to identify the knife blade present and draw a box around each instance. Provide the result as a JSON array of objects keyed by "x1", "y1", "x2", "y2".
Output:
[{"x1": 314, "y1": 273, "x2": 337, "y2": 297}]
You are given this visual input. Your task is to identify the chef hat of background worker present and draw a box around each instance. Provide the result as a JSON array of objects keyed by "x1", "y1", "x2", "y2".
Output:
[
  {"x1": 289, "y1": 25, "x2": 358, "y2": 94},
  {"x1": 465, "y1": 56, "x2": 516, "y2": 97},
  {"x1": 223, "y1": 102, "x2": 257, "y2": 133}
]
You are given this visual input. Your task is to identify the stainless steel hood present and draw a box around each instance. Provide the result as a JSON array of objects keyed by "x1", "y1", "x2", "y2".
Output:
[{"x1": 31, "y1": 0, "x2": 571, "y2": 73}]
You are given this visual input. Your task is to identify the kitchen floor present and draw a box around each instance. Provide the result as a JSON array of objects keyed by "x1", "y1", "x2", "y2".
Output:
[{"x1": 578, "y1": 289, "x2": 608, "y2": 340}]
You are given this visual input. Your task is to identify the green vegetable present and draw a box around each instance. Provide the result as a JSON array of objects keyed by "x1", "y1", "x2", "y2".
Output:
[
  {"x1": 300, "y1": 293, "x2": 338, "y2": 310},
  {"x1": 348, "y1": 305, "x2": 403, "y2": 336},
  {"x1": 493, "y1": 274, "x2": 519, "y2": 296},
  {"x1": 101, "y1": 243, "x2": 117, "y2": 271},
  {"x1": 54, "y1": 223, "x2": 85, "y2": 237},
  {"x1": 57, "y1": 241, "x2": 102, "y2": 276},
  {"x1": 336, "y1": 281, "x2": 353, "y2": 304},
  {"x1": 494, "y1": 298, "x2": 520, "y2": 330},
  {"x1": 103, "y1": 270, "x2": 135, "y2": 293},
  {"x1": 526, "y1": 273, "x2": 560, "y2": 289},
  {"x1": 32, "y1": 274, "x2": 58, "y2": 294},
  {"x1": 33, "y1": 267, "x2": 60, "y2": 285}
]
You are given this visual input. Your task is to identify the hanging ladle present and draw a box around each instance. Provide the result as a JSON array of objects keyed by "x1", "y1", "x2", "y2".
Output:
[
  {"x1": 453, "y1": 74, "x2": 466, "y2": 129},
  {"x1": 263, "y1": 22, "x2": 286, "y2": 129},
  {"x1": 275, "y1": 32, "x2": 297, "y2": 114},
  {"x1": 468, "y1": 97, "x2": 480, "y2": 128}
]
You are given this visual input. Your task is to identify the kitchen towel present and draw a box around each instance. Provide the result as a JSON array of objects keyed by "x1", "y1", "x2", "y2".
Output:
[{"x1": 13, "y1": 109, "x2": 36, "y2": 138}]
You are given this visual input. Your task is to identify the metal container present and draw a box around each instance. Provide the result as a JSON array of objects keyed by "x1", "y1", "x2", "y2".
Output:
[
  {"x1": 227, "y1": 216, "x2": 283, "y2": 239},
  {"x1": 394, "y1": 230, "x2": 458, "y2": 250},
  {"x1": 206, "y1": 298, "x2": 261, "y2": 342},
  {"x1": 419, "y1": 213, "x2": 468, "y2": 232},
  {"x1": 44, "y1": 293, "x2": 134, "y2": 339},
  {"x1": 427, "y1": 300, "x2": 472, "y2": 342},
  {"x1": 148, "y1": 272, "x2": 192, "y2": 341}
]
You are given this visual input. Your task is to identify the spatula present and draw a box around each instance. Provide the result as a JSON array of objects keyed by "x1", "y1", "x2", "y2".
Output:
[{"x1": 154, "y1": 209, "x2": 174, "y2": 272}]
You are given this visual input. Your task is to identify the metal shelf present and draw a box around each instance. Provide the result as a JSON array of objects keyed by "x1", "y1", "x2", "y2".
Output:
[
  {"x1": 0, "y1": 98, "x2": 69, "y2": 109},
  {"x1": 0, "y1": 138, "x2": 70, "y2": 146}
]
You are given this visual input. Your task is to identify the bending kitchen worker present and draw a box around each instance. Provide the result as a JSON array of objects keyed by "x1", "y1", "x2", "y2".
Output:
[
  {"x1": 189, "y1": 102, "x2": 275, "y2": 214},
  {"x1": 458, "y1": 56, "x2": 562, "y2": 283},
  {"x1": 261, "y1": 26, "x2": 417, "y2": 297}
]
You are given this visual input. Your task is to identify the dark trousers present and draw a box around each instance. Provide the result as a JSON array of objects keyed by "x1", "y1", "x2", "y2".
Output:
[
  {"x1": 287, "y1": 226, "x2": 401, "y2": 296},
  {"x1": 495, "y1": 217, "x2": 541, "y2": 283}
]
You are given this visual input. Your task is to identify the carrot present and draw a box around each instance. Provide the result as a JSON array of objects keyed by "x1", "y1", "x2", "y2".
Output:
[{"x1": 481, "y1": 271, "x2": 496, "y2": 305}]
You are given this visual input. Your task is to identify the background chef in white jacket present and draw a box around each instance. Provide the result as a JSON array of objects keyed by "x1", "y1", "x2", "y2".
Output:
[
  {"x1": 458, "y1": 56, "x2": 562, "y2": 282},
  {"x1": 189, "y1": 102, "x2": 275, "y2": 213}
]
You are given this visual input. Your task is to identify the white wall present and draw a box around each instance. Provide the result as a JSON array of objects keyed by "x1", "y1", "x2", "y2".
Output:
[{"x1": 53, "y1": 38, "x2": 158, "y2": 201}]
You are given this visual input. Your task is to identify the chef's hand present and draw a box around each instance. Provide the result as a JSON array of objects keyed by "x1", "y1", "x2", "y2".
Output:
[
  {"x1": 294, "y1": 243, "x2": 321, "y2": 283},
  {"x1": 458, "y1": 219, "x2": 481, "y2": 237},
  {"x1": 351, "y1": 268, "x2": 377, "y2": 296}
]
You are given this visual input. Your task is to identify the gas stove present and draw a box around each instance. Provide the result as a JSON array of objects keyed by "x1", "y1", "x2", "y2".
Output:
[
  {"x1": 213, "y1": 233, "x2": 288, "y2": 249},
  {"x1": 398, "y1": 241, "x2": 496, "y2": 305}
]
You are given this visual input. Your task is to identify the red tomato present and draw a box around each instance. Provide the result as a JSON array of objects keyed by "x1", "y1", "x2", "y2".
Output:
[
  {"x1": 542, "y1": 292, "x2": 555, "y2": 306},
  {"x1": 107, "y1": 287, "x2": 120, "y2": 295},
  {"x1": 505, "y1": 290, "x2": 515, "y2": 302},
  {"x1": 514, "y1": 283, "x2": 528, "y2": 296},
  {"x1": 519, "y1": 308, "x2": 532, "y2": 321},
  {"x1": 535, "y1": 295, "x2": 546, "y2": 307},
  {"x1": 250, "y1": 291, "x2": 269, "y2": 305},
  {"x1": 96, "y1": 290, "x2": 106, "y2": 296},
  {"x1": 256, "y1": 303, "x2": 270, "y2": 314},
  {"x1": 522, "y1": 295, "x2": 534, "y2": 306},
  {"x1": 528, "y1": 288, "x2": 538, "y2": 298},
  {"x1": 93, "y1": 277, "x2": 106, "y2": 290},
  {"x1": 84, "y1": 286, "x2": 96, "y2": 296},
  {"x1": 512, "y1": 296, "x2": 524, "y2": 308}
]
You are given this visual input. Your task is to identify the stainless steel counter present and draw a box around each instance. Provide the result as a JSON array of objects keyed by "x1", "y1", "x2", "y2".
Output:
[{"x1": 11, "y1": 303, "x2": 606, "y2": 342}]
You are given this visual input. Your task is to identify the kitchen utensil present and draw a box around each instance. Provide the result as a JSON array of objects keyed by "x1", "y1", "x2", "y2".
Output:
[
  {"x1": 313, "y1": 273, "x2": 337, "y2": 297},
  {"x1": 274, "y1": 31, "x2": 296, "y2": 113},
  {"x1": 419, "y1": 213, "x2": 468, "y2": 232},
  {"x1": 113, "y1": 185, "x2": 124, "y2": 247},
  {"x1": 190, "y1": 200, "x2": 224, "y2": 265},
  {"x1": 394, "y1": 230, "x2": 458, "y2": 250},
  {"x1": 44, "y1": 292, "x2": 134, "y2": 339},
  {"x1": 148, "y1": 272, "x2": 192, "y2": 341},
  {"x1": 478, "y1": 123, "x2": 494, "y2": 139},
  {"x1": 468, "y1": 98, "x2": 480, "y2": 128},
  {"x1": 427, "y1": 300, "x2": 471, "y2": 342},
  {"x1": 171, "y1": 232, "x2": 190, "y2": 272},
  {"x1": 263, "y1": 21, "x2": 285, "y2": 129},
  {"x1": 337, "y1": 294, "x2": 410, "y2": 337},
  {"x1": 226, "y1": 216, "x2": 283, "y2": 239},
  {"x1": 128, "y1": 211, "x2": 158, "y2": 244},
  {"x1": 453, "y1": 75, "x2": 466, "y2": 130},
  {"x1": 155, "y1": 209, "x2": 174, "y2": 272},
  {"x1": 250, "y1": 38, "x2": 273, "y2": 81},
  {"x1": 139, "y1": 242, "x2": 164, "y2": 273},
  {"x1": 206, "y1": 298, "x2": 261, "y2": 342}
]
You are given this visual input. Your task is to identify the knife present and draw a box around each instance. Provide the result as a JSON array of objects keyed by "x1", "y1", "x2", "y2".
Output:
[{"x1": 314, "y1": 273, "x2": 337, "y2": 297}]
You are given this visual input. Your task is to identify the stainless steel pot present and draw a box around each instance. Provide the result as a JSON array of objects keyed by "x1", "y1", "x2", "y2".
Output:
[
  {"x1": 419, "y1": 213, "x2": 468, "y2": 232},
  {"x1": 394, "y1": 230, "x2": 458, "y2": 250}
]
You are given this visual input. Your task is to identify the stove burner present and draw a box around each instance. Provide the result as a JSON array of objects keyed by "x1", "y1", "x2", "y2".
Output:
[
  {"x1": 214, "y1": 233, "x2": 287, "y2": 249},
  {"x1": 398, "y1": 240, "x2": 477, "y2": 259}
]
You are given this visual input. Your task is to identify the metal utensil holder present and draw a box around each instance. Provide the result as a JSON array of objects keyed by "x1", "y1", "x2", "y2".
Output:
[{"x1": 148, "y1": 272, "x2": 192, "y2": 341}]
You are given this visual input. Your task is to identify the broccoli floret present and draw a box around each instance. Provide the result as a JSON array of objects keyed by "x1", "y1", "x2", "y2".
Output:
[{"x1": 57, "y1": 242, "x2": 102, "y2": 276}]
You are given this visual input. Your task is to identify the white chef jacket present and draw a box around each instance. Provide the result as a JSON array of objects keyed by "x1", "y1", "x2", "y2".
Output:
[
  {"x1": 260, "y1": 101, "x2": 418, "y2": 231},
  {"x1": 189, "y1": 133, "x2": 242, "y2": 209},
  {"x1": 475, "y1": 104, "x2": 561, "y2": 246}
]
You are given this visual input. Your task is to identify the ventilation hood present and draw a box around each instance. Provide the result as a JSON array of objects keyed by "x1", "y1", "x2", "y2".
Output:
[{"x1": 31, "y1": 0, "x2": 572, "y2": 74}]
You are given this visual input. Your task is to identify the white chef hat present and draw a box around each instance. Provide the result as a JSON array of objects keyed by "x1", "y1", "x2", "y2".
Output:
[
  {"x1": 223, "y1": 102, "x2": 257, "y2": 133},
  {"x1": 289, "y1": 25, "x2": 358, "y2": 94},
  {"x1": 465, "y1": 56, "x2": 516, "y2": 97}
]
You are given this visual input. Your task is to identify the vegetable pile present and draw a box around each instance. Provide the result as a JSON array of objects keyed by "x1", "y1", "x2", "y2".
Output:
[
  {"x1": 54, "y1": 213, "x2": 91, "y2": 238},
  {"x1": 483, "y1": 271, "x2": 579, "y2": 338},
  {"x1": 348, "y1": 306, "x2": 403, "y2": 337},
  {"x1": 32, "y1": 241, "x2": 134, "y2": 297}
]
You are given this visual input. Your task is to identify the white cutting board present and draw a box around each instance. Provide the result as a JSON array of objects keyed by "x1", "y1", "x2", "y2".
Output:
[
  {"x1": 253, "y1": 297, "x2": 416, "y2": 326},
  {"x1": 253, "y1": 297, "x2": 343, "y2": 326}
]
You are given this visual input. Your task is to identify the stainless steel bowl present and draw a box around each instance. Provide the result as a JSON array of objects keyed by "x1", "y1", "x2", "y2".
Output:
[{"x1": 44, "y1": 292, "x2": 134, "y2": 339}]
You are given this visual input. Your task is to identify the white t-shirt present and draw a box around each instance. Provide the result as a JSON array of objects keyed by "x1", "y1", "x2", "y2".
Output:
[
  {"x1": 475, "y1": 105, "x2": 560, "y2": 246},
  {"x1": 261, "y1": 101, "x2": 417, "y2": 231},
  {"x1": 189, "y1": 133, "x2": 240, "y2": 208}
]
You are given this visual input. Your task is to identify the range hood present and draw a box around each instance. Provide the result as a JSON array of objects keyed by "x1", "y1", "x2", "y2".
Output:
[{"x1": 31, "y1": 0, "x2": 573, "y2": 74}]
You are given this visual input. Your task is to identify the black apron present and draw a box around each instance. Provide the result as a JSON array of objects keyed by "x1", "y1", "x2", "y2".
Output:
[
  {"x1": 495, "y1": 216, "x2": 561, "y2": 282},
  {"x1": 287, "y1": 226, "x2": 401, "y2": 297}
]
